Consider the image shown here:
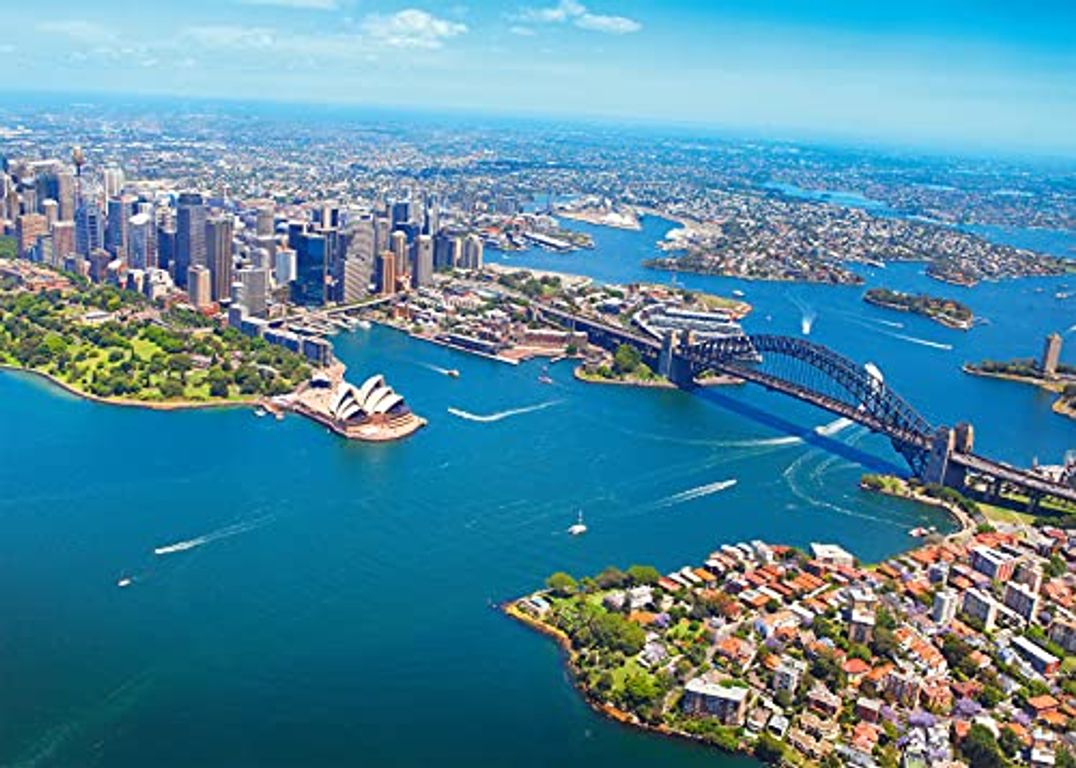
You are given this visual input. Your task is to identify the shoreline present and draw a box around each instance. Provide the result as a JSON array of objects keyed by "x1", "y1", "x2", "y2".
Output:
[
  {"x1": 857, "y1": 476, "x2": 977, "y2": 544},
  {"x1": 502, "y1": 601, "x2": 754, "y2": 760},
  {"x1": 0, "y1": 363, "x2": 256, "y2": 412},
  {"x1": 962, "y1": 365, "x2": 1075, "y2": 420},
  {"x1": 501, "y1": 481, "x2": 979, "y2": 763},
  {"x1": 556, "y1": 208, "x2": 643, "y2": 232},
  {"x1": 862, "y1": 295, "x2": 972, "y2": 330},
  {"x1": 573, "y1": 365, "x2": 675, "y2": 389}
]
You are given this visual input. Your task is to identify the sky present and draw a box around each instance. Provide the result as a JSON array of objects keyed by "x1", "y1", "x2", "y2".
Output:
[{"x1": 3, "y1": 0, "x2": 1075, "y2": 156}]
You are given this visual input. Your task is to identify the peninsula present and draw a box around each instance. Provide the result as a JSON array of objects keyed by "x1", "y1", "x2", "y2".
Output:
[
  {"x1": 0, "y1": 259, "x2": 310, "y2": 407},
  {"x1": 509, "y1": 528, "x2": 1076, "y2": 768},
  {"x1": 863, "y1": 287, "x2": 974, "y2": 330},
  {"x1": 964, "y1": 333, "x2": 1076, "y2": 420}
]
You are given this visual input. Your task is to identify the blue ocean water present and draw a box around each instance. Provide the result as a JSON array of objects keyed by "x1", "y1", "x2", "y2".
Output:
[{"x1": 0, "y1": 215, "x2": 1072, "y2": 766}]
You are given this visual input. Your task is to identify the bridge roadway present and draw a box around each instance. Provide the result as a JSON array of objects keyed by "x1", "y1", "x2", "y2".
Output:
[
  {"x1": 950, "y1": 453, "x2": 1076, "y2": 506},
  {"x1": 534, "y1": 303, "x2": 1076, "y2": 507}
]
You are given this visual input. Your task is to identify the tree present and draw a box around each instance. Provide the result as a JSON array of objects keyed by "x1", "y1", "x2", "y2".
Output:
[
  {"x1": 626, "y1": 564, "x2": 661, "y2": 586},
  {"x1": 596, "y1": 566, "x2": 627, "y2": 589},
  {"x1": 755, "y1": 733, "x2": 784, "y2": 765},
  {"x1": 621, "y1": 671, "x2": 658, "y2": 711},
  {"x1": 961, "y1": 723, "x2": 1006, "y2": 768},
  {"x1": 546, "y1": 571, "x2": 577, "y2": 597},
  {"x1": 998, "y1": 726, "x2": 1022, "y2": 759},
  {"x1": 612, "y1": 343, "x2": 641, "y2": 375}
]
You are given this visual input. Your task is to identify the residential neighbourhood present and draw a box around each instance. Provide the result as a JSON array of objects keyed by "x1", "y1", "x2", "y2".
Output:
[{"x1": 511, "y1": 526, "x2": 1076, "y2": 767}]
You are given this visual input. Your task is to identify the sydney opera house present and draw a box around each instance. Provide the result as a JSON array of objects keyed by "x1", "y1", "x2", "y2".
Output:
[{"x1": 292, "y1": 372, "x2": 426, "y2": 441}]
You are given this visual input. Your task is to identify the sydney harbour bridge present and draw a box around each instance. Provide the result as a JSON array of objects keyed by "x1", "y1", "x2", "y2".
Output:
[{"x1": 537, "y1": 305, "x2": 1076, "y2": 512}]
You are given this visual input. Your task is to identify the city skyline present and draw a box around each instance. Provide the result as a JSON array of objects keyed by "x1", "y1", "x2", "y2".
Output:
[{"x1": 2, "y1": 0, "x2": 1075, "y2": 157}]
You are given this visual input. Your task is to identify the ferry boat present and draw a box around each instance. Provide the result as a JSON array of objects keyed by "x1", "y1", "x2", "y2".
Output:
[{"x1": 568, "y1": 511, "x2": 588, "y2": 536}]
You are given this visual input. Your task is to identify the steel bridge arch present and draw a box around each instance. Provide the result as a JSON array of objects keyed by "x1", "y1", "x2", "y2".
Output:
[{"x1": 682, "y1": 334, "x2": 936, "y2": 475}]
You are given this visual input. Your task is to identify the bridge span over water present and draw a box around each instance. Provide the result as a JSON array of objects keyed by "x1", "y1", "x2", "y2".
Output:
[{"x1": 536, "y1": 305, "x2": 1076, "y2": 511}]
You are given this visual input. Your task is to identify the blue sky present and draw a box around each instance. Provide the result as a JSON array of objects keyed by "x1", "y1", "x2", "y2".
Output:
[{"x1": 3, "y1": 0, "x2": 1075, "y2": 156}]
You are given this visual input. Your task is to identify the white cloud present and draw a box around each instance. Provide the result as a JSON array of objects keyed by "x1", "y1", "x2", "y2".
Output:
[
  {"x1": 37, "y1": 20, "x2": 115, "y2": 44},
  {"x1": 361, "y1": 9, "x2": 467, "y2": 49},
  {"x1": 184, "y1": 25, "x2": 278, "y2": 49},
  {"x1": 574, "y1": 12, "x2": 641, "y2": 34},
  {"x1": 236, "y1": 0, "x2": 340, "y2": 9},
  {"x1": 519, "y1": 1, "x2": 641, "y2": 34},
  {"x1": 521, "y1": 0, "x2": 585, "y2": 23},
  {"x1": 509, "y1": 25, "x2": 536, "y2": 36},
  {"x1": 0, "y1": 44, "x2": 14, "y2": 54}
]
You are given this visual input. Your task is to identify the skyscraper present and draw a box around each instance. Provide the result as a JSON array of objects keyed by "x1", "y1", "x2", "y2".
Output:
[
  {"x1": 51, "y1": 220, "x2": 75, "y2": 263},
  {"x1": 206, "y1": 215, "x2": 235, "y2": 302},
  {"x1": 15, "y1": 213, "x2": 47, "y2": 258},
  {"x1": 292, "y1": 232, "x2": 328, "y2": 307},
  {"x1": 379, "y1": 250, "x2": 396, "y2": 296},
  {"x1": 187, "y1": 265, "x2": 213, "y2": 309},
  {"x1": 235, "y1": 267, "x2": 269, "y2": 317},
  {"x1": 274, "y1": 248, "x2": 297, "y2": 286},
  {"x1": 413, "y1": 234, "x2": 433, "y2": 288},
  {"x1": 102, "y1": 166, "x2": 125, "y2": 198},
  {"x1": 175, "y1": 192, "x2": 207, "y2": 288},
  {"x1": 128, "y1": 212, "x2": 152, "y2": 270},
  {"x1": 157, "y1": 225, "x2": 176, "y2": 275},
  {"x1": 434, "y1": 232, "x2": 462, "y2": 271},
  {"x1": 462, "y1": 233, "x2": 484, "y2": 270},
  {"x1": 105, "y1": 195, "x2": 135, "y2": 259},
  {"x1": 75, "y1": 197, "x2": 104, "y2": 256},
  {"x1": 391, "y1": 230, "x2": 408, "y2": 277}
]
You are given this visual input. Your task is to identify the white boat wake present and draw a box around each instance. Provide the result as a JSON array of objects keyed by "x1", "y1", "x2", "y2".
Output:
[
  {"x1": 880, "y1": 330, "x2": 953, "y2": 351},
  {"x1": 154, "y1": 516, "x2": 273, "y2": 556},
  {"x1": 656, "y1": 479, "x2": 738, "y2": 508},
  {"x1": 815, "y1": 417, "x2": 854, "y2": 437},
  {"x1": 420, "y1": 362, "x2": 455, "y2": 376},
  {"x1": 447, "y1": 400, "x2": 562, "y2": 423},
  {"x1": 869, "y1": 317, "x2": 904, "y2": 329}
]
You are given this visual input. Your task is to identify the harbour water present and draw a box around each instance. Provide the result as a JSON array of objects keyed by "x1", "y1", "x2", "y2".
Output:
[{"x1": 1, "y1": 216, "x2": 1073, "y2": 766}]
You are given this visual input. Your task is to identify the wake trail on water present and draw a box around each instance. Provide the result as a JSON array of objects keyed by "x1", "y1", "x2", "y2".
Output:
[
  {"x1": 878, "y1": 329, "x2": 953, "y2": 351},
  {"x1": 815, "y1": 417, "x2": 854, "y2": 437},
  {"x1": 655, "y1": 479, "x2": 738, "y2": 508},
  {"x1": 447, "y1": 400, "x2": 562, "y2": 423},
  {"x1": 154, "y1": 516, "x2": 273, "y2": 556},
  {"x1": 418, "y1": 362, "x2": 455, "y2": 376}
]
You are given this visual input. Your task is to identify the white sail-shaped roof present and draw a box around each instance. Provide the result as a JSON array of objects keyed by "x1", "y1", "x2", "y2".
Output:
[{"x1": 355, "y1": 375, "x2": 385, "y2": 407}]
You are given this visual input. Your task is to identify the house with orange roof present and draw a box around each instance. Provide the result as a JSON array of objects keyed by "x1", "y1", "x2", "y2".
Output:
[
  {"x1": 1026, "y1": 694, "x2": 1059, "y2": 719},
  {"x1": 843, "y1": 657, "x2": 871, "y2": 688}
]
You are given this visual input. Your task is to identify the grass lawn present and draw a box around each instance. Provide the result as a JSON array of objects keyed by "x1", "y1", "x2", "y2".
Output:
[{"x1": 979, "y1": 502, "x2": 1038, "y2": 526}]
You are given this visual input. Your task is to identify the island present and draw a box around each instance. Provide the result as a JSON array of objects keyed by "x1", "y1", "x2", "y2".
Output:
[
  {"x1": 964, "y1": 334, "x2": 1076, "y2": 420},
  {"x1": 507, "y1": 528, "x2": 1076, "y2": 768},
  {"x1": 0, "y1": 259, "x2": 311, "y2": 407},
  {"x1": 863, "y1": 288, "x2": 974, "y2": 330}
]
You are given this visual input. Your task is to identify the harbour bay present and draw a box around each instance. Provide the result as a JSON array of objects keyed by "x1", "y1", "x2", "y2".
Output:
[{"x1": 0, "y1": 217, "x2": 1072, "y2": 767}]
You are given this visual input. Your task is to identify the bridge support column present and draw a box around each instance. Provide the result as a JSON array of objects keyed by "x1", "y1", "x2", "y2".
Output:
[{"x1": 659, "y1": 331, "x2": 697, "y2": 388}]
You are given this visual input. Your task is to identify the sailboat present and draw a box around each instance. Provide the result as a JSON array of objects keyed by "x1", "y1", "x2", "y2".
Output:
[{"x1": 568, "y1": 511, "x2": 588, "y2": 536}]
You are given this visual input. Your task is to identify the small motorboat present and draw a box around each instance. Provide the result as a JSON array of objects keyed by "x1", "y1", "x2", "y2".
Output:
[
  {"x1": 254, "y1": 408, "x2": 267, "y2": 418},
  {"x1": 568, "y1": 511, "x2": 588, "y2": 536},
  {"x1": 117, "y1": 577, "x2": 133, "y2": 588},
  {"x1": 356, "y1": 319, "x2": 372, "y2": 330},
  {"x1": 732, "y1": 289, "x2": 745, "y2": 298},
  {"x1": 446, "y1": 369, "x2": 460, "y2": 378}
]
